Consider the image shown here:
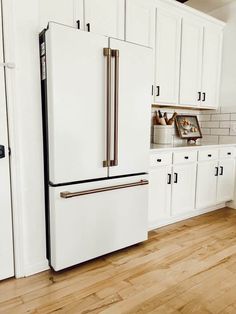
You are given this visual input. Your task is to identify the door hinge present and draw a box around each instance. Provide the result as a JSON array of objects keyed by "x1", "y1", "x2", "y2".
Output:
[
  {"x1": 0, "y1": 62, "x2": 15, "y2": 69},
  {"x1": 8, "y1": 147, "x2": 11, "y2": 156}
]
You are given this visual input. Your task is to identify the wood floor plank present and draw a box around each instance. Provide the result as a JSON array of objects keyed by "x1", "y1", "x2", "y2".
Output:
[{"x1": 1, "y1": 208, "x2": 236, "y2": 313}]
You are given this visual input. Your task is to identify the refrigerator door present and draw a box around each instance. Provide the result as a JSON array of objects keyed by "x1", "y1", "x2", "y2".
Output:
[
  {"x1": 108, "y1": 39, "x2": 153, "y2": 177},
  {"x1": 49, "y1": 175, "x2": 148, "y2": 271},
  {"x1": 45, "y1": 23, "x2": 108, "y2": 184}
]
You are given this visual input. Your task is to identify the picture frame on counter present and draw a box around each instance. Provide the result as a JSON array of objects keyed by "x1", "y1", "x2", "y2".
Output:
[{"x1": 176, "y1": 115, "x2": 202, "y2": 142}]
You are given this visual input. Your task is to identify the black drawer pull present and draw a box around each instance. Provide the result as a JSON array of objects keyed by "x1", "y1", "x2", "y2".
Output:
[
  {"x1": 208, "y1": 154, "x2": 212, "y2": 157},
  {"x1": 174, "y1": 173, "x2": 178, "y2": 184},
  {"x1": 184, "y1": 156, "x2": 189, "y2": 160},
  {"x1": 157, "y1": 159, "x2": 162, "y2": 162},
  {"x1": 227, "y1": 152, "x2": 232, "y2": 155},
  {"x1": 167, "y1": 174, "x2": 171, "y2": 185},
  {"x1": 76, "y1": 20, "x2": 80, "y2": 29}
]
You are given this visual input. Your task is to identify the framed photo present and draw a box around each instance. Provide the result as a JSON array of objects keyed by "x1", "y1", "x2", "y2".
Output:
[{"x1": 176, "y1": 115, "x2": 202, "y2": 140}]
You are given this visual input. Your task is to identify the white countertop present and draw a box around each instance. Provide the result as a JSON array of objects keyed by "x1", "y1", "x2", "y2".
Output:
[{"x1": 150, "y1": 142, "x2": 236, "y2": 153}]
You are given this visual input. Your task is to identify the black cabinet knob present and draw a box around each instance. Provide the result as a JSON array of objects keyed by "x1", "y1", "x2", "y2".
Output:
[
  {"x1": 184, "y1": 156, "x2": 189, "y2": 160},
  {"x1": 157, "y1": 159, "x2": 162, "y2": 162},
  {"x1": 208, "y1": 154, "x2": 212, "y2": 157}
]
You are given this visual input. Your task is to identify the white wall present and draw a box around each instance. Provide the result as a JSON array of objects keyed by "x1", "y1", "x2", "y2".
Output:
[
  {"x1": 3, "y1": 0, "x2": 48, "y2": 277},
  {"x1": 209, "y1": 2, "x2": 236, "y2": 112}
]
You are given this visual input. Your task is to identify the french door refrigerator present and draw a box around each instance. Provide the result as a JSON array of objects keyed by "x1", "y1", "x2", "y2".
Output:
[{"x1": 40, "y1": 22, "x2": 152, "y2": 271}]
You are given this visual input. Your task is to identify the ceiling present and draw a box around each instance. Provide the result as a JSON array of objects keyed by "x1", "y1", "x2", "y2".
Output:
[{"x1": 185, "y1": 0, "x2": 235, "y2": 12}]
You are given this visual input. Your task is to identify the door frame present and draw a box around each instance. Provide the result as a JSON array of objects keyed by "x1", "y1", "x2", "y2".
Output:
[{"x1": 1, "y1": 0, "x2": 26, "y2": 277}]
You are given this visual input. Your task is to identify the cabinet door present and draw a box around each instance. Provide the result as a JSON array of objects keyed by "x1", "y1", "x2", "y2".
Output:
[
  {"x1": 39, "y1": 0, "x2": 83, "y2": 29},
  {"x1": 0, "y1": 3, "x2": 14, "y2": 280},
  {"x1": 84, "y1": 0, "x2": 124, "y2": 39},
  {"x1": 154, "y1": 8, "x2": 181, "y2": 104},
  {"x1": 217, "y1": 159, "x2": 235, "y2": 203},
  {"x1": 196, "y1": 161, "x2": 218, "y2": 209},
  {"x1": 201, "y1": 24, "x2": 223, "y2": 109},
  {"x1": 148, "y1": 166, "x2": 172, "y2": 226},
  {"x1": 125, "y1": 0, "x2": 155, "y2": 48},
  {"x1": 179, "y1": 17, "x2": 203, "y2": 107},
  {"x1": 171, "y1": 163, "x2": 197, "y2": 216}
]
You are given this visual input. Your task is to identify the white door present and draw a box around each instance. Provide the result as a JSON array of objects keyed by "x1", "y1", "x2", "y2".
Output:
[
  {"x1": 0, "y1": 4, "x2": 14, "y2": 280},
  {"x1": 201, "y1": 24, "x2": 223, "y2": 108},
  {"x1": 39, "y1": 0, "x2": 84, "y2": 29},
  {"x1": 125, "y1": 0, "x2": 155, "y2": 48},
  {"x1": 217, "y1": 159, "x2": 235, "y2": 203},
  {"x1": 45, "y1": 23, "x2": 108, "y2": 184},
  {"x1": 154, "y1": 8, "x2": 181, "y2": 104},
  {"x1": 196, "y1": 161, "x2": 218, "y2": 209},
  {"x1": 49, "y1": 175, "x2": 148, "y2": 271},
  {"x1": 84, "y1": 0, "x2": 124, "y2": 39},
  {"x1": 109, "y1": 38, "x2": 153, "y2": 177},
  {"x1": 171, "y1": 163, "x2": 197, "y2": 216},
  {"x1": 148, "y1": 166, "x2": 172, "y2": 225},
  {"x1": 179, "y1": 17, "x2": 203, "y2": 107}
]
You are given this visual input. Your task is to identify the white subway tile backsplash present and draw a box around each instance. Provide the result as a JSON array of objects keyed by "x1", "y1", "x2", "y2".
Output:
[
  {"x1": 220, "y1": 121, "x2": 231, "y2": 128},
  {"x1": 231, "y1": 114, "x2": 236, "y2": 121},
  {"x1": 211, "y1": 114, "x2": 230, "y2": 121},
  {"x1": 211, "y1": 128, "x2": 230, "y2": 136},
  {"x1": 201, "y1": 128, "x2": 211, "y2": 135},
  {"x1": 201, "y1": 135, "x2": 219, "y2": 144},
  {"x1": 201, "y1": 121, "x2": 220, "y2": 128},
  {"x1": 198, "y1": 115, "x2": 211, "y2": 122},
  {"x1": 219, "y1": 136, "x2": 236, "y2": 144}
]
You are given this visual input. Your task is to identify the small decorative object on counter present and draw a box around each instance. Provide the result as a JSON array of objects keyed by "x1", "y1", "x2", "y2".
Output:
[
  {"x1": 153, "y1": 110, "x2": 178, "y2": 145},
  {"x1": 175, "y1": 115, "x2": 202, "y2": 143}
]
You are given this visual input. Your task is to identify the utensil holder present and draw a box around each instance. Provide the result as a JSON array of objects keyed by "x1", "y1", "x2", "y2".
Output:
[{"x1": 153, "y1": 125, "x2": 174, "y2": 145}]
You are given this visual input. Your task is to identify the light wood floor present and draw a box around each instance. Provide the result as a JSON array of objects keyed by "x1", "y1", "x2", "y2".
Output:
[{"x1": 1, "y1": 208, "x2": 236, "y2": 314}]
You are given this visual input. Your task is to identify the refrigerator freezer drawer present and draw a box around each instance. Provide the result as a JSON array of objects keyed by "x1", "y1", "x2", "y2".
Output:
[{"x1": 49, "y1": 175, "x2": 148, "y2": 271}]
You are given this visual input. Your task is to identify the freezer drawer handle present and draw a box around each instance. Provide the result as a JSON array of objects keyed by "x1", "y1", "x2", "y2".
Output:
[{"x1": 60, "y1": 180, "x2": 149, "y2": 199}]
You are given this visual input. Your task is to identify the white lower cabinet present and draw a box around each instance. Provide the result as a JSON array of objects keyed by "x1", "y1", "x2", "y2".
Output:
[
  {"x1": 171, "y1": 163, "x2": 197, "y2": 216},
  {"x1": 149, "y1": 146, "x2": 236, "y2": 230},
  {"x1": 217, "y1": 159, "x2": 235, "y2": 203},
  {"x1": 149, "y1": 165, "x2": 171, "y2": 223},
  {"x1": 196, "y1": 160, "x2": 218, "y2": 209}
]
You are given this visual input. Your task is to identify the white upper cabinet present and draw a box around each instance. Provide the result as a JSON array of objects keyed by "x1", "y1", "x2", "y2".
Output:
[
  {"x1": 179, "y1": 17, "x2": 203, "y2": 107},
  {"x1": 84, "y1": 0, "x2": 125, "y2": 39},
  {"x1": 154, "y1": 7, "x2": 181, "y2": 105},
  {"x1": 39, "y1": 0, "x2": 84, "y2": 29},
  {"x1": 125, "y1": 0, "x2": 155, "y2": 48},
  {"x1": 201, "y1": 24, "x2": 223, "y2": 108}
]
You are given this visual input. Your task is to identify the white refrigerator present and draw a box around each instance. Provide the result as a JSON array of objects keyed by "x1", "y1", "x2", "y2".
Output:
[{"x1": 40, "y1": 22, "x2": 152, "y2": 271}]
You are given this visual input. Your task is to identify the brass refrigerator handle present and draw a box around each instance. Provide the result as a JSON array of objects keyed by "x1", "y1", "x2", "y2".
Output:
[
  {"x1": 110, "y1": 49, "x2": 119, "y2": 167},
  {"x1": 60, "y1": 180, "x2": 149, "y2": 199},
  {"x1": 103, "y1": 48, "x2": 112, "y2": 168}
]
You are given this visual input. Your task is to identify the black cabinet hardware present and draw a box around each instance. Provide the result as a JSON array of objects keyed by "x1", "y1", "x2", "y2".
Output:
[
  {"x1": 76, "y1": 20, "x2": 80, "y2": 29},
  {"x1": 152, "y1": 85, "x2": 154, "y2": 96},
  {"x1": 157, "y1": 159, "x2": 162, "y2": 162},
  {"x1": 227, "y1": 152, "x2": 232, "y2": 155},
  {"x1": 198, "y1": 92, "x2": 201, "y2": 101},
  {"x1": 156, "y1": 86, "x2": 160, "y2": 97},
  {"x1": 86, "y1": 23, "x2": 91, "y2": 32},
  {"x1": 167, "y1": 174, "x2": 171, "y2": 185},
  {"x1": 208, "y1": 154, "x2": 212, "y2": 157},
  {"x1": 0, "y1": 145, "x2": 5, "y2": 159},
  {"x1": 174, "y1": 173, "x2": 178, "y2": 184},
  {"x1": 215, "y1": 166, "x2": 219, "y2": 176},
  {"x1": 202, "y1": 92, "x2": 206, "y2": 102},
  {"x1": 184, "y1": 156, "x2": 189, "y2": 160},
  {"x1": 220, "y1": 166, "x2": 224, "y2": 176}
]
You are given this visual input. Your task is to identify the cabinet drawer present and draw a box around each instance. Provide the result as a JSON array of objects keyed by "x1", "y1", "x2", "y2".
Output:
[
  {"x1": 173, "y1": 151, "x2": 197, "y2": 164},
  {"x1": 219, "y1": 147, "x2": 236, "y2": 159},
  {"x1": 198, "y1": 149, "x2": 218, "y2": 161},
  {"x1": 150, "y1": 152, "x2": 172, "y2": 167}
]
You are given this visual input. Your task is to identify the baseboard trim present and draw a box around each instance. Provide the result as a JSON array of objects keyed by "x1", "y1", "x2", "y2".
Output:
[
  {"x1": 18, "y1": 260, "x2": 49, "y2": 278},
  {"x1": 148, "y1": 203, "x2": 226, "y2": 231}
]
